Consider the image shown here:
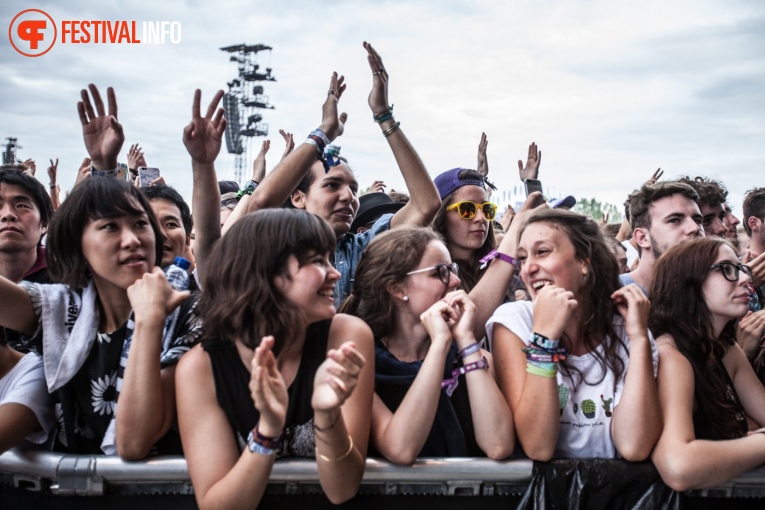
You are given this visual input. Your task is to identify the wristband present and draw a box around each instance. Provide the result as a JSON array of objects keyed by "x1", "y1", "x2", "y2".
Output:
[
  {"x1": 310, "y1": 128, "x2": 330, "y2": 146},
  {"x1": 90, "y1": 164, "x2": 119, "y2": 177},
  {"x1": 373, "y1": 105, "x2": 394, "y2": 123},
  {"x1": 49, "y1": 183, "x2": 57, "y2": 188},
  {"x1": 479, "y1": 249, "x2": 520, "y2": 270},
  {"x1": 442, "y1": 356, "x2": 489, "y2": 396},
  {"x1": 246, "y1": 422, "x2": 283, "y2": 455},
  {"x1": 458, "y1": 342, "x2": 481, "y2": 359},
  {"x1": 526, "y1": 363, "x2": 558, "y2": 378},
  {"x1": 530, "y1": 332, "x2": 560, "y2": 351},
  {"x1": 304, "y1": 137, "x2": 323, "y2": 155},
  {"x1": 244, "y1": 179, "x2": 259, "y2": 190}
]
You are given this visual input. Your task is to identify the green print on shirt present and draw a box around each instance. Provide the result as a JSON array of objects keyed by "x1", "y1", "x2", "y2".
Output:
[
  {"x1": 601, "y1": 395, "x2": 613, "y2": 417},
  {"x1": 558, "y1": 384, "x2": 569, "y2": 416},
  {"x1": 581, "y1": 399, "x2": 596, "y2": 419}
]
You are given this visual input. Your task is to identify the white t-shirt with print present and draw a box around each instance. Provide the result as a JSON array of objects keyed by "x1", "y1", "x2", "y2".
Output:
[
  {"x1": 486, "y1": 300, "x2": 658, "y2": 459},
  {"x1": 0, "y1": 352, "x2": 54, "y2": 444}
]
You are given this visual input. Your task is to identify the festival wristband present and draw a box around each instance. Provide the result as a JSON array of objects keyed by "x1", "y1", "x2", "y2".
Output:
[{"x1": 479, "y1": 249, "x2": 520, "y2": 270}]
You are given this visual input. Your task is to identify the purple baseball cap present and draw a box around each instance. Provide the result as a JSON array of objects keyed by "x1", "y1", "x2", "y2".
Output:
[{"x1": 434, "y1": 168, "x2": 486, "y2": 200}]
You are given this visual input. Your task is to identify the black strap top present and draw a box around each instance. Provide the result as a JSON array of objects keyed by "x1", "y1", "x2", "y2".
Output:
[{"x1": 202, "y1": 320, "x2": 331, "y2": 457}]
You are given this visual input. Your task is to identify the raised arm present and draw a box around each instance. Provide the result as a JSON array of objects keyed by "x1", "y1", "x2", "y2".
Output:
[
  {"x1": 177, "y1": 337, "x2": 286, "y2": 510},
  {"x1": 46, "y1": 158, "x2": 60, "y2": 211},
  {"x1": 246, "y1": 74, "x2": 347, "y2": 213},
  {"x1": 183, "y1": 89, "x2": 226, "y2": 279},
  {"x1": 609, "y1": 285, "x2": 661, "y2": 460},
  {"x1": 362, "y1": 42, "x2": 440, "y2": 229},
  {"x1": 652, "y1": 339, "x2": 765, "y2": 491},
  {"x1": 221, "y1": 139, "x2": 270, "y2": 236},
  {"x1": 468, "y1": 193, "x2": 545, "y2": 339},
  {"x1": 117, "y1": 268, "x2": 190, "y2": 460}
]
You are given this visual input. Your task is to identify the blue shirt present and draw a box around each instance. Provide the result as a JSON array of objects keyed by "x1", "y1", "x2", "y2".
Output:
[
  {"x1": 619, "y1": 273, "x2": 648, "y2": 296},
  {"x1": 333, "y1": 213, "x2": 393, "y2": 308}
]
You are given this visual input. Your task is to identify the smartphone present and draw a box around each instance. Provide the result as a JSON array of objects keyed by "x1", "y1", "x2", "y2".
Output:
[
  {"x1": 524, "y1": 179, "x2": 546, "y2": 207},
  {"x1": 138, "y1": 167, "x2": 161, "y2": 187}
]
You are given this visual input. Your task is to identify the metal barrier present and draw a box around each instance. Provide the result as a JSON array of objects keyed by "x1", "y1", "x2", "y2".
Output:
[{"x1": 2, "y1": 449, "x2": 765, "y2": 506}]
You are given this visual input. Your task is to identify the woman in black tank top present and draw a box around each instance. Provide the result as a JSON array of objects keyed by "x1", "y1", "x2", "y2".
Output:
[
  {"x1": 650, "y1": 237, "x2": 765, "y2": 490},
  {"x1": 175, "y1": 209, "x2": 374, "y2": 509}
]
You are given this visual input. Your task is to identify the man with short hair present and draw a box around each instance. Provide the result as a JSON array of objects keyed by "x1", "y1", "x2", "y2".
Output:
[
  {"x1": 620, "y1": 181, "x2": 703, "y2": 292},
  {"x1": 739, "y1": 187, "x2": 765, "y2": 383},
  {"x1": 677, "y1": 176, "x2": 729, "y2": 237},
  {"x1": 723, "y1": 202, "x2": 741, "y2": 249},
  {"x1": 0, "y1": 170, "x2": 53, "y2": 285},
  {"x1": 744, "y1": 188, "x2": 765, "y2": 256}
]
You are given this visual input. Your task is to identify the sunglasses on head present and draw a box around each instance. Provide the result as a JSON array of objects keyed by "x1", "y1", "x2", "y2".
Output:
[
  {"x1": 406, "y1": 262, "x2": 459, "y2": 285},
  {"x1": 709, "y1": 261, "x2": 753, "y2": 282},
  {"x1": 446, "y1": 201, "x2": 498, "y2": 221}
]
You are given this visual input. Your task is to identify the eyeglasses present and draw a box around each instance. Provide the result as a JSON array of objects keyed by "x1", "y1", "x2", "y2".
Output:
[
  {"x1": 446, "y1": 201, "x2": 498, "y2": 221},
  {"x1": 406, "y1": 262, "x2": 459, "y2": 285},
  {"x1": 709, "y1": 261, "x2": 753, "y2": 282}
]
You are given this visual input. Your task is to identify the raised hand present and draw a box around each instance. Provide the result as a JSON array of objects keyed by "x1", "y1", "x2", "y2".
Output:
[
  {"x1": 252, "y1": 140, "x2": 270, "y2": 182},
  {"x1": 74, "y1": 157, "x2": 92, "y2": 187},
  {"x1": 182, "y1": 89, "x2": 226, "y2": 165},
  {"x1": 250, "y1": 336, "x2": 288, "y2": 437},
  {"x1": 443, "y1": 291, "x2": 477, "y2": 348},
  {"x1": 532, "y1": 284, "x2": 578, "y2": 341},
  {"x1": 47, "y1": 158, "x2": 58, "y2": 185},
  {"x1": 743, "y1": 251, "x2": 765, "y2": 288},
  {"x1": 278, "y1": 129, "x2": 294, "y2": 161},
  {"x1": 505, "y1": 192, "x2": 547, "y2": 246},
  {"x1": 318, "y1": 72, "x2": 348, "y2": 143},
  {"x1": 127, "y1": 267, "x2": 190, "y2": 322},
  {"x1": 499, "y1": 204, "x2": 516, "y2": 233},
  {"x1": 312, "y1": 341, "x2": 366, "y2": 413},
  {"x1": 363, "y1": 41, "x2": 390, "y2": 116},
  {"x1": 611, "y1": 284, "x2": 651, "y2": 341},
  {"x1": 77, "y1": 84, "x2": 124, "y2": 170},
  {"x1": 477, "y1": 133, "x2": 489, "y2": 178},
  {"x1": 22, "y1": 159, "x2": 36, "y2": 176},
  {"x1": 645, "y1": 168, "x2": 664, "y2": 186},
  {"x1": 517, "y1": 142, "x2": 541, "y2": 181},
  {"x1": 368, "y1": 180, "x2": 386, "y2": 193},
  {"x1": 127, "y1": 143, "x2": 147, "y2": 172}
]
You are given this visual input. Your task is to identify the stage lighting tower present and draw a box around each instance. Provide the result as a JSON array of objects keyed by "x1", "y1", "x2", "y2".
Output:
[{"x1": 220, "y1": 44, "x2": 276, "y2": 183}]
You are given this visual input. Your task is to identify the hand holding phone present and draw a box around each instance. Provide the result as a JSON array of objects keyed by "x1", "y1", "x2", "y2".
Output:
[
  {"x1": 138, "y1": 167, "x2": 161, "y2": 187},
  {"x1": 524, "y1": 179, "x2": 546, "y2": 208}
]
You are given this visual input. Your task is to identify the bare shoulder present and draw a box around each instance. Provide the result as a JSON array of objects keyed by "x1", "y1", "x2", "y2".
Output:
[
  {"x1": 655, "y1": 333, "x2": 679, "y2": 351},
  {"x1": 176, "y1": 343, "x2": 212, "y2": 381},
  {"x1": 328, "y1": 313, "x2": 374, "y2": 349}
]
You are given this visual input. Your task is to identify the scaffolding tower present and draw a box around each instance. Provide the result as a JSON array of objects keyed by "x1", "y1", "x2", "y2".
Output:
[{"x1": 220, "y1": 43, "x2": 276, "y2": 184}]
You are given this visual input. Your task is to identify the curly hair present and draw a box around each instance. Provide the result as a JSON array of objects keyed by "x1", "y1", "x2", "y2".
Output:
[
  {"x1": 433, "y1": 169, "x2": 496, "y2": 293},
  {"x1": 519, "y1": 208, "x2": 625, "y2": 387},
  {"x1": 339, "y1": 227, "x2": 443, "y2": 341},
  {"x1": 648, "y1": 237, "x2": 744, "y2": 439},
  {"x1": 198, "y1": 209, "x2": 336, "y2": 355},
  {"x1": 677, "y1": 176, "x2": 728, "y2": 209}
]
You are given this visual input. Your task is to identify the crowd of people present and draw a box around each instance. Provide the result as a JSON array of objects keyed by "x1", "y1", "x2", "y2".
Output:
[{"x1": 1, "y1": 41, "x2": 765, "y2": 507}]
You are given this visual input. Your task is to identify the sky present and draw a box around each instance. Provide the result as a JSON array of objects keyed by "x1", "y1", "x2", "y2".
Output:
[{"x1": 3, "y1": 0, "x2": 764, "y2": 217}]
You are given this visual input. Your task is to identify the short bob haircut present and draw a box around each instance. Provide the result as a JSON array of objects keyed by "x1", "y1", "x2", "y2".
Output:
[
  {"x1": 199, "y1": 208, "x2": 336, "y2": 356},
  {"x1": 339, "y1": 227, "x2": 444, "y2": 342},
  {"x1": 47, "y1": 177, "x2": 163, "y2": 288},
  {"x1": 518, "y1": 208, "x2": 625, "y2": 387},
  {"x1": 0, "y1": 169, "x2": 54, "y2": 229}
]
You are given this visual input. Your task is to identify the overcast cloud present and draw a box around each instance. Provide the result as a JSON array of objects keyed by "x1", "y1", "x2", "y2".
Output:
[{"x1": 2, "y1": 0, "x2": 764, "y2": 215}]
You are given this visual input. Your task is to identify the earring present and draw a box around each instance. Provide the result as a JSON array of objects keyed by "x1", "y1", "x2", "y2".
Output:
[
  {"x1": 583, "y1": 272, "x2": 589, "y2": 281},
  {"x1": 403, "y1": 296, "x2": 409, "y2": 302}
]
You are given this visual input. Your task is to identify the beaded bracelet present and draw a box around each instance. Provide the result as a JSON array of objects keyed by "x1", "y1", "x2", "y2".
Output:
[{"x1": 382, "y1": 121, "x2": 401, "y2": 138}]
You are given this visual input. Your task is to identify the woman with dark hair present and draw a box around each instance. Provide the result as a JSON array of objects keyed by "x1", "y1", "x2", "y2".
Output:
[
  {"x1": 176, "y1": 209, "x2": 374, "y2": 509},
  {"x1": 0, "y1": 177, "x2": 201, "y2": 459},
  {"x1": 432, "y1": 168, "x2": 541, "y2": 339},
  {"x1": 340, "y1": 226, "x2": 514, "y2": 464},
  {"x1": 649, "y1": 237, "x2": 765, "y2": 490},
  {"x1": 487, "y1": 208, "x2": 660, "y2": 460}
]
